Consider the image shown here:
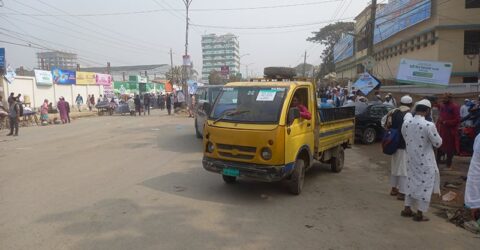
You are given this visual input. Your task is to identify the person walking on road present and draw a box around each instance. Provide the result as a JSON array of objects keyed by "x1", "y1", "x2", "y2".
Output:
[
  {"x1": 144, "y1": 93, "x2": 151, "y2": 116},
  {"x1": 383, "y1": 95, "x2": 413, "y2": 200},
  {"x1": 401, "y1": 99, "x2": 442, "y2": 222},
  {"x1": 166, "y1": 93, "x2": 172, "y2": 115},
  {"x1": 40, "y1": 99, "x2": 49, "y2": 124},
  {"x1": 6, "y1": 97, "x2": 20, "y2": 136},
  {"x1": 436, "y1": 93, "x2": 460, "y2": 170},
  {"x1": 75, "y1": 94, "x2": 83, "y2": 112},
  {"x1": 57, "y1": 97, "x2": 68, "y2": 124},
  {"x1": 90, "y1": 95, "x2": 96, "y2": 111},
  {"x1": 65, "y1": 99, "x2": 71, "y2": 123},
  {"x1": 465, "y1": 133, "x2": 480, "y2": 228},
  {"x1": 134, "y1": 94, "x2": 142, "y2": 116}
]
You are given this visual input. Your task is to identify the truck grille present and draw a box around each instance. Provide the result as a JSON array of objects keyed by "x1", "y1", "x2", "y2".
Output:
[
  {"x1": 216, "y1": 143, "x2": 256, "y2": 160},
  {"x1": 216, "y1": 144, "x2": 256, "y2": 153}
]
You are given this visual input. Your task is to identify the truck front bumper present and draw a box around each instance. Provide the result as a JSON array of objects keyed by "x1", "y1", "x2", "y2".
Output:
[{"x1": 202, "y1": 156, "x2": 294, "y2": 182}]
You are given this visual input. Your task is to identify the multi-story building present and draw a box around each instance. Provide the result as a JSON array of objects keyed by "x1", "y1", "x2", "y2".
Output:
[
  {"x1": 334, "y1": 0, "x2": 480, "y2": 84},
  {"x1": 201, "y1": 33, "x2": 240, "y2": 82},
  {"x1": 37, "y1": 51, "x2": 78, "y2": 70}
]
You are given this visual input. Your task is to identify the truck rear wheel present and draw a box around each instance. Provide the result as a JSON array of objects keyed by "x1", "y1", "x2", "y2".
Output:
[
  {"x1": 222, "y1": 175, "x2": 237, "y2": 184},
  {"x1": 330, "y1": 147, "x2": 345, "y2": 173},
  {"x1": 288, "y1": 159, "x2": 305, "y2": 195}
]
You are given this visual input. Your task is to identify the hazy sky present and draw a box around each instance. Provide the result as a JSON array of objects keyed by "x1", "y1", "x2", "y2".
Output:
[{"x1": 0, "y1": 0, "x2": 371, "y2": 78}]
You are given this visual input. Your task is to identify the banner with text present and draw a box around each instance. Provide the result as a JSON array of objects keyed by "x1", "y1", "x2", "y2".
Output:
[
  {"x1": 95, "y1": 73, "x2": 112, "y2": 85},
  {"x1": 34, "y1": 69, "x2": 53, "y2": 86},
  {"x1": 76, "y1": 71, "x2": 96, "y2": 85},
  {"x1": 52, "y1": 67, "x2": 76, "y2": 85},
  {"x1": 374, "y1": 0, "x2": 431, "y2": 44},
  {"x1": 353, "y1": 72, "x2": 380, "y2": 95},
  {"x1": 396, "y1": 58, "x2": 452, "y2": 86}
]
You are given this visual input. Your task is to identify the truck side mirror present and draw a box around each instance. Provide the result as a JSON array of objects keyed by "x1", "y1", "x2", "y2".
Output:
[{"x1": 288, "y1": 107, "x2": 301, "y2": 125}]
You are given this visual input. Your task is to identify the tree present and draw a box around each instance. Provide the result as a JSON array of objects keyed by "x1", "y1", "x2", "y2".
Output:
[
  {"x1": 208, "y1": 70, "x2": 223, "y2": 85},
  {"x1": 294, "y1": 63, "x2": 314, "y2": 77},
  {"x1": 307, "y1": 22, "x2": 354, "y2": 78},
  {"x1": 165, "y1": 66, "x2": 183, "y2": 85},
  {"x1": 228, "y1": 73, "x2": 242, "y2": 82}
]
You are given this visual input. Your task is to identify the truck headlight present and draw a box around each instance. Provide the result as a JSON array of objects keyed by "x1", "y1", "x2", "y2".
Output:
[
  {"x1": 261, "y1": 147, "x2": 272, "y2": 160},
  {"x1": 206, "y1": 142, "x2": 215, "y2": 153}
]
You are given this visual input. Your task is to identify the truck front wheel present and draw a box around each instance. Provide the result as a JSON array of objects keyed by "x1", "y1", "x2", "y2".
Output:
[
  {"x1": 288, "y1": 159, "x2": 305, "y2": 195},
  {"x1": 222, "y1": 175, "x2": 237, "y2": 184}
]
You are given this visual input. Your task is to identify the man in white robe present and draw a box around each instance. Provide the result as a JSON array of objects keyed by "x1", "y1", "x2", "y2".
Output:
[
  {"x1": 401, "y1": 99, "x2": 442, "y2": 222},
  {"x1": 466, "y1": 134, "x2": 480, "y2": 222},
  {"x1": 382, "y1": 95, "x2": 413, "y2": 200}
]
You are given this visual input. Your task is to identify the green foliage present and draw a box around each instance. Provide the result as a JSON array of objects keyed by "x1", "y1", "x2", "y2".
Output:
[
  {"x1": 208, "y1": 70, "x2": 223, "y2": 85},
  {"x1": 307, "y1": 22, "x2": 354, "y2": 79},
  {"x1": 165, "y1": 66, "x2": 183, "y2": 84}
]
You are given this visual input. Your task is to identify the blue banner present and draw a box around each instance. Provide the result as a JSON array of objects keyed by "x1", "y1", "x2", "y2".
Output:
[
  {"x1": 353, "y1": 72, "x2": 380, "y2": 95},
  {"x1": 0, "y1": 48, "x2": 5, "y2": 70},
  {"x1": 51, "y1": 67, "x2": 76, "y2": 85},
  {"x1": 333, "y1": 34, "x2": 354, "y2": 63},
  {"x1": 374, "y1": 0, "x2": 431, "y2": 44}
]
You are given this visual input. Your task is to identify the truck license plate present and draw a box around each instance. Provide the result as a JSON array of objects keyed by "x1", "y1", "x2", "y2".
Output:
[{"x1": 222, "y1": 168, "x2": 239, "y2": 177}]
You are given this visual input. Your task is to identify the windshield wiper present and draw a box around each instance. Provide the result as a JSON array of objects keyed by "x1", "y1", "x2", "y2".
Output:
[{"x1": 213, "y1": 110, "x2": 250, "y2": 124}]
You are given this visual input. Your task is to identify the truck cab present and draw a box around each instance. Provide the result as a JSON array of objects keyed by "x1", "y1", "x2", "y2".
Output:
[{"x1": 202, "y1": 80, "x2": 355, "y2": 194}]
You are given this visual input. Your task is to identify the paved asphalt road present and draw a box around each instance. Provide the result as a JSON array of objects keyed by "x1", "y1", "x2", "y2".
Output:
[{"x1": 0, "y1": 110, "x2": 478, "y2": 250}]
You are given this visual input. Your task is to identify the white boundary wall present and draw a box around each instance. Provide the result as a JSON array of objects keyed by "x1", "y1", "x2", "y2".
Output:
[{"x1": 1, "y1": 76, "x2": 104, "y2": 109}]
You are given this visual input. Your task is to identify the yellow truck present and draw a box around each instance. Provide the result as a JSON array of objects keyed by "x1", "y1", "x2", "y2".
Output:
[{"x1": 202, "y1": 78, "x2": 355, "y2": 194}]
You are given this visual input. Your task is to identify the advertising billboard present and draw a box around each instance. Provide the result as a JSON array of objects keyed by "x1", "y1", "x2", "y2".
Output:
[
  {"x1": 34, "y1": 69, "x2": 53, "y2": 86},
  {"x1": 374, "y1": 0, "x2": 431, "y2": 44},
  {"x1": 333, "y1": 34, "x2": 354, "y2": 63},
  {"x1": 396, "y1": 58, "x2": 452, "y2": 86},
  {"x1": 353, "y1": 72, "x2": 380, "y2": 95},
  {"x1": 51, "y1": 67, "x2": 76, "y2": 85},
  {"x1": 0, "y1": 48, "x2": 5, "y2": 72},
  {"x1": 114, "y1": 81, "x2": 138, "y2": 95},
  {"x1": 95, "y1": 73, "x2": 112, "y2": 85},
  {"x1": 76, "y1": 71, "x2": 96, "y2": 85}
]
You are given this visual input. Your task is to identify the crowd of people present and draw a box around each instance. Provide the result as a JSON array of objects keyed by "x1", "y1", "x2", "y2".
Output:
[{"x1": 381, "y1": 93, "x2": 479, "y2": 226}]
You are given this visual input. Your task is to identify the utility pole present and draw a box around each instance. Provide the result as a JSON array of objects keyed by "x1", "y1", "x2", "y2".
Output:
[
  {"x1": 182, "y1": 0, "x2": 193, "y2": 105},
  {"x1": 303, "y1": 50, "x2": 307, "y2": 77},
  {"x1": 170, "y1": 49, "x2": 174, "y2": 71},
  {"x1": 367, "y1": 0, "x2": 377, "y2": 57}
]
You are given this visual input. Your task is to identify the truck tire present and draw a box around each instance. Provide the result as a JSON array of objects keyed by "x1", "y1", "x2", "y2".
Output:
[
  {"x1": 362, "y1": 127, "x2": 377, "y2": 144},
  {"x1": 195, "y1": 118, "x2": 202, "y2": 139},
  {"x1": 264, "y1": 67, "x2": 296, "y2": 79},
  {"x1": 222, "y1": 175, "x2": 237, "y2": 184},
  {"x1": 330, "y1": 147, "x2": 345, "y2": 173},
  {"x1": 288, "y1": 159, "x2": 305, "y2": 195}
]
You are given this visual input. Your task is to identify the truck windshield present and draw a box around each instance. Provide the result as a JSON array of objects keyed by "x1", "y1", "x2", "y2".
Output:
[{"x1": 210, "y1": 86, "x2": 288, "y2": 123}]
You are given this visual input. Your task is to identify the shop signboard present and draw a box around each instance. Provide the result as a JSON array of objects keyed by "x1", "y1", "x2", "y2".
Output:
[
  {"x1": 0, "y1": 48, "x2": 5, "y2": 72},
  {"x1": 51, "y1": 67, "x2": 76, "y2": 85},
  {"x1": 95, "y1": 73, "x2": 112, "y2": 85},
  {"x1": 333, "y1": 34, "x2": 354, "y2": 63},
  {"x1": 34, "y1": 69, "x2": 53, "y2": 86},
  {"x1": 374, "y1": 0, "x2": 431, "y2": 44},
  {"x1": 76, "y1": 71, "x2": 96, "y2": 85},
  {"x1": 396, "y1": 58, "x2": 452, "y2": 86}
]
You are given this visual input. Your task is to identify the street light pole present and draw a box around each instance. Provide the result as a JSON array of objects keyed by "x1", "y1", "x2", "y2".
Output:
[{"x1": 239, "y1": 53, "x2": 250, "y2": 78}]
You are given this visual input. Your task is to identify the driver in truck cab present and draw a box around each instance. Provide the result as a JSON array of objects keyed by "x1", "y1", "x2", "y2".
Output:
[{"x1": 290, "y1": 93, "x2": 311, "y2": 120}]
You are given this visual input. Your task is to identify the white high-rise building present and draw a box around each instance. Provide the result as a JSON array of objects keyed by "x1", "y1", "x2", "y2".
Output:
[{"x1": 201, "y1": 33, "x2": 240, "y2": 82}]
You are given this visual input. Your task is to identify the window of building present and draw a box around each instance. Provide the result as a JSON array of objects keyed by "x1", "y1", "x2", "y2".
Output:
[
  {"x1": 464, "y1": 30, "x2": 480, "y2": 54},
  {"x1": 356, "y1": 64, "x2": 365, "y2": 73},
  {"x1": 466, "y1": 0, "x2": 480, "y2": 8},
  {"x1": 463, "y1": 76, "x2": 479, "y2": 83}
]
